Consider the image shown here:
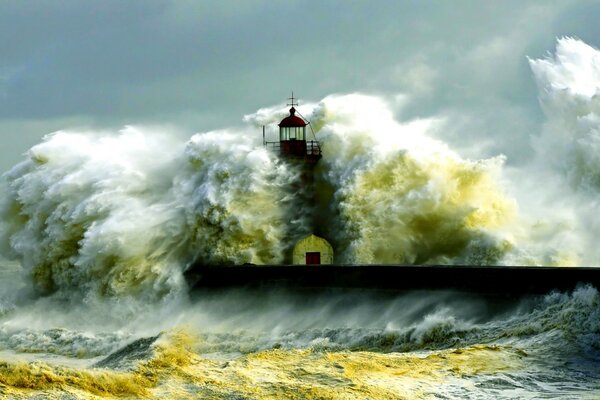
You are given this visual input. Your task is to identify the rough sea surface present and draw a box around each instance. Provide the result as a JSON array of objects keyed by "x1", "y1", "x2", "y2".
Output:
[
  {"x1": 1, "y1": 38, "x2": 600, "y2": 398},
  {"x1": 1, "y1": 260, "x2": 599, "y2": 399}
]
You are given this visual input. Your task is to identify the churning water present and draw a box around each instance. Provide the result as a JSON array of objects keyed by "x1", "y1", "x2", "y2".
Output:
[{"x1": 0, "y1": 38, "x2": 599, "y2": 398}]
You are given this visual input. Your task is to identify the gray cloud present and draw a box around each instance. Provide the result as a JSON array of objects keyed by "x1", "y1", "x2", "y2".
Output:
[{"x1": 0, "y1": 0, "x2": 598, "y2": 172}]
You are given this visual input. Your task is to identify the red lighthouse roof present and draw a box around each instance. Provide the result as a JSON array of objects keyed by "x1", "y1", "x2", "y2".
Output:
[{"x1": 278, "y1": 107, "x2": 307, "y2": 127}]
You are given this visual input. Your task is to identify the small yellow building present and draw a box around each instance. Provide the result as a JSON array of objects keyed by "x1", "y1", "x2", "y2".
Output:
[{"x1": 292, "y1": 234, "x2": 334, "y2": 265}]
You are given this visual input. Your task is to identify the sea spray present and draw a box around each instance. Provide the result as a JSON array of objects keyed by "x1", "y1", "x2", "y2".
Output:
[
  {"x1": 175, "y1": 130, "x2": 297, "y2": 265},
  {"x1": 4, "y1": 39, "x2": 600, "y2": 303},
  {"x1": 0, "y1": 127, "x2": 296, "y2": 300},
  {"x1": 530, "y1": 37, "x2": 600, "y2": 192},
  {"x1": 0, "y1": 100, "x2": 519, "y2": 301},
  {"x1": 247, "y1": 94, "x2": 519, "y2": 265},
  {"x1": 0, "y1": 128, "x2": 188, "y2": 299},
  {"x1": 0, "y1": 37, "x2": 599, "y2": 400},
  {"x1": 499, "y1": 37, "x2": 600, "y2": 266}
]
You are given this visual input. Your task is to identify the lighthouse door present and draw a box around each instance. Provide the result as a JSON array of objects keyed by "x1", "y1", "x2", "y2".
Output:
[{"x1": 306, "y1": 252, "x2": 321, "y2": 265}]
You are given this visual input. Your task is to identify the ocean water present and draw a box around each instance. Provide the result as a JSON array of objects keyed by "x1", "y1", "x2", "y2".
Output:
[
  {"x1": 0, "y1": 260, "x2": 599, "y2": 399},
  {"x1": 1, "y1": 38, "x2": 600, "y2": 398}
]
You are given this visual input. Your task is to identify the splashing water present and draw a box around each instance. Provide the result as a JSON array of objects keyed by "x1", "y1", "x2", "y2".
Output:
[
  {"x1": 306, "y1": 94, "x2": 516, "y2": 265},
  {"x1": 5, "y1": 40, "x2": 600, "y2": 299},
  {"x1": 0, "y1": 127, "x2": 297, "y2": 300},
  {"x1": 0, "y1": 94, "x2": 521, "y2": 299},
  {"x1": 0, "y1": 38, "x2": 599, "y2": 399}
]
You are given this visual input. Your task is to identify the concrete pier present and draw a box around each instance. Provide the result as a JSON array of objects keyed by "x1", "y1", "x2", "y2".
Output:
[{"x1": 185, "y1": 265, "x2": 600, "y2": 295}]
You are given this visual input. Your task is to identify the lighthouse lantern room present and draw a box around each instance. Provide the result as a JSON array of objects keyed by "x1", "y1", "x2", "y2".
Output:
[{"x1": 264, "y1": 93, "x2": 321, "y2": 164}]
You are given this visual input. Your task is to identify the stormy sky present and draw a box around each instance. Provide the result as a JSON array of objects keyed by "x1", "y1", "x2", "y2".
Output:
[{"x1": 1, "y1": 0, "x2": 599, "y2": 173}]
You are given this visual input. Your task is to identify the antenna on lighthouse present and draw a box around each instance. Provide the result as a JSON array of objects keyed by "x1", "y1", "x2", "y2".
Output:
[{"x1": 287, "y1": 91, "x2": 298, "y2": 107}]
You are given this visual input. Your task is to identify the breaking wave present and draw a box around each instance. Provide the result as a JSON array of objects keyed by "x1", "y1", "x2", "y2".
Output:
[
  {"x1": 0, "y1": 286, "x2": 598, "y2": 398},
  {"x1": 0, "y1": 128, "x2": 295, "y2": 300},
  {"x1": 1, "y1": 35, "x2": 600, "y2": 400},
  {"x1": 0, "y1": 37, "x2": 600, "y2": 302},
  {"x1": 153, "y1": 285, "x2": 600, "y2": 357},
  {"x1": 307, "y1": 94, "x2": 516, "y2": 265},
  {"x1": 0, "y1": 100, "x2": 518, "y2": 300}
]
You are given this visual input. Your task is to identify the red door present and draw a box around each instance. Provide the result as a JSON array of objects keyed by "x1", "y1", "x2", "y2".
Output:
[{"x1": 306, "y1": 252, "x2": 321, "y2": 265}]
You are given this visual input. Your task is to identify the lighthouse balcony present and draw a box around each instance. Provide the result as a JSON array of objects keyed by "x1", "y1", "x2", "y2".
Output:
[{"x1": 265, "y1": 140, "x2": 322, "y2": 158}]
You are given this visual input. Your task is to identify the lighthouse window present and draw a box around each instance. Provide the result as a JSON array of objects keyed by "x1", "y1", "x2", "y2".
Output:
[{"x1": 279, "y1": 127, "x2": 306, "y2": 141}]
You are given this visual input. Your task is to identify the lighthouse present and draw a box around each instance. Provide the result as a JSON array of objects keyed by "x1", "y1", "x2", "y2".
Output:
[{"x1": 264, "y1": 94, "x2": 332, "y2": 265}]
